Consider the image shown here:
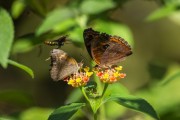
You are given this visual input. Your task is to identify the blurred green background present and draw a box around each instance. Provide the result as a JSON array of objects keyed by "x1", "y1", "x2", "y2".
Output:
[{"x1": 0, "y1": 0, "x2": 180, "y2": 120}]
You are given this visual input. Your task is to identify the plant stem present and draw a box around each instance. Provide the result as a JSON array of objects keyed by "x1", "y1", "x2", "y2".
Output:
[
  {"x1": 80, "y1": 83, "x2": 109, "y2": 120},
  {"x1": 80, "y1": 87, "x2": 98, "y2": 120},
  {"x1": 94, "y1": 113, "x2": 97, "y2": 120},
  {"x1": 97, "y1": 83, "x2": 109, "y2": 120},
  {"x1": 80, "y1": 87, "x2": 89, "y2": 102},
  {"x1": 101, "y1": 83, "x2": 109, "y2": 97}
]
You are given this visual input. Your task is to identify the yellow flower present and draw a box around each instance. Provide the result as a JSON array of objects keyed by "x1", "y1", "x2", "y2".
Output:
[
  {"x1": 86, "y1": 72, "x2": 93, "y2": 77},
  {"x1": 65, "y1": 66, "x2": 93, "y2": 87},
  {"x1": 65, "y1": 65, "x2": 126, "y2": 86},
  {"x1": 76, "y1": 78, "x2": 81, "y2": 83},
  {"x1": 94, "y1": 65, "x2": 126, "y2": 84},
  {"x1": 68, "y1": 79, "x2": 75, "y2": 85},
  {"x1": 84, "y1": 66, "x2": 90, "y2": 72},
  {"x1": 113, "y1": 72, "x2": 119, "y2": 78},
  {"x1": 115, "y1": 66, "x2": 122, "y2": 71},
  {"x1": 103, "y1": 73, "x2": 109, "y2": 79}
]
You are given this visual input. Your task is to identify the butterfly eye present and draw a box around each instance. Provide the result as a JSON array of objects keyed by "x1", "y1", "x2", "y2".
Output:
[{"x1": 102, "y1": 44, "x2": 109, "y2": 50}]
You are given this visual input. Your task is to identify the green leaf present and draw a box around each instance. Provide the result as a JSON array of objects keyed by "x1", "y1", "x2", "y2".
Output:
[
  {"x1": 0, "y1": 7, "x2": 14, "y2": 68},
  {"x1": 11, "y1": 0, "x2": 26, "y2": 19},
  {"x1": 102, "y1": 84, "x2": 131, "y2": 119},
  {"x1": 103, "y1": 95, "x2": 159, "y2": 120},
  {"x1": 36, "y1": 7, "x2": 76, "y2": 36},
  {"x1": 146, "y1": 4, "x2": 176, "y2": 22},
  {"x1": 87, "y1": 83, "x2": 130, "y2": 114},
  {"x1": 136, "y1": 65, "x2": 180, "y2": 114},
  {"x1": 0, "y1": 116, "x2": 16, "y2": 120},
  {"x1": 52, "y1": 18, "x2": 77, "y2": 33},
  {"x1": 48, "y1": 103, "x2": 86, "y2": 120},
  {"x1": 80, "y1": 0, "x2": 116, "y2": 15},
  {"x1": 161, "y1": 71, "x2": 180, "y2": 85},
  {"x1": 20, "y1": 107, "x2": 53, "y2": 120},
  {"x1": 25, "y1": 0, "x2": 47, "y2": 16},
  {"x1": 68, "y1": 27, "x2": 84, "y2": 47},
  {"x1": 104, "y1": 83, "x2": 130, "y2": 97},
  {"x1": 8, "y1": 59, "x2": 34, "y2": 78},
  {"x1": 12, "y1": 34, "x2": 41, "y2": 54}
]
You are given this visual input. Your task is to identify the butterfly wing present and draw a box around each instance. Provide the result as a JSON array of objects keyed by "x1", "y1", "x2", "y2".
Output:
[
  {"x1": 84, "y1": 28, "x2": 132, "y2": 68},
  {"x1": 50, "y1": 49, "x2": 64, "y2": 80},
  {"x1": 56, "y1": 57, "x2": 79, "y2": 81},
  {"x1": 83, "y1": 28, "x2": 100, "y2": 58},
  {"x1": 90, "y1": 33, "x2": 111, "y2": 66},
  {"x1": 50, "y1": 56, "x2": 64, "y2": 81},
  {"x1": 50, "y1": 49, "x2": 79, "y2": 81},
  {"x1": 101, "y1": 36, "x2": 132, "y2": 67}
]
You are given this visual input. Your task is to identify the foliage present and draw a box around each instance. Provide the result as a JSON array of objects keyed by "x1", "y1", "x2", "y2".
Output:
[
  {"x1": 49, "y1": 83, "x2": 159, "y2": 120},
  {"x1": 1, "y1": 0, "x2": 180, "y2": 120},
  {"x1": 48, "y1": 103, "x2": 85, "y2": 120},
  {"x1": 146, "y1": 0, "x2": 180, "y2": 21},
  {"x1": 0, "y1": 7, "x2": 14, "y2": 68}
]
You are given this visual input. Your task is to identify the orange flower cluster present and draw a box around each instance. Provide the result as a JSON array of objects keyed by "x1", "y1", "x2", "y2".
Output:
[
  {"x1": 66, "y1": 67, "x2": 93, "y2": 87},
  {"x1": 65, "y1": 65, "x2": 126, "y2": 87},
  {"x1": 93, "y1": 66, "x2": 126, "y2": 83}
]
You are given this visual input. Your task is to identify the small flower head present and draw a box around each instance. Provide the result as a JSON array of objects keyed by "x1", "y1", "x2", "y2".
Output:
[
  {"x1": 93, "y1": 65, "x2": 126, "y2": 84},
  {"x1": 66, "y1": 67, "x2": 93, "y2": 87}
]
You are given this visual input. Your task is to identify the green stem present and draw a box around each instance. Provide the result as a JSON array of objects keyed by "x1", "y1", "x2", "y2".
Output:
[
  {"x1": 80, "y1": 87, "x2": 89, "y2": 103},
  {"x1": 80, "y1": 83, "x2": 109, "y2": 120},
  {"x1": 94, "y1": 113, "x2": 97, "y2": 120},
  {"x1": 81, "y1": 87, "x2": 98, "y2": 120},
  {"x1": 101, "y1": 83, "x2": 109, "y2": 97},
  {"x1": 97, "y1": 83, "x2": 109, "y2": 120}
]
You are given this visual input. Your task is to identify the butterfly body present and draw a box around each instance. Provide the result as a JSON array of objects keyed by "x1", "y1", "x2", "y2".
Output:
[
  {"x1": 50, "y1": 49, "x2": 80, "y2": 81},
  {"x1": 83, "y1": 28, "x2": 132, "y2": 68}
]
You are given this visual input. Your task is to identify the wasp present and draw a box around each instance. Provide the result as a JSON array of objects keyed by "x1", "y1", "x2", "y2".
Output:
[{"x1": 44, "y1": 35, "x2": 68, "y2": 48}]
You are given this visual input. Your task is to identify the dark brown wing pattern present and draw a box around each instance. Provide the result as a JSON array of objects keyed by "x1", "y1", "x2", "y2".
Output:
[{"x1": 83, "y1": 28, "x2": 132, "y2": 68}]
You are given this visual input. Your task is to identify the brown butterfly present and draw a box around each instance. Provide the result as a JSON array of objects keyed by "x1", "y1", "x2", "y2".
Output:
[
  {"x1": 83, "y1": 28, "x2": 132, "y2": 68},
  {"x1": 50, "y1": 49, "x2": 82, "y2": 81},
  {"x1": 44, "y1": 35, "x2": 68, "y2": 48}
]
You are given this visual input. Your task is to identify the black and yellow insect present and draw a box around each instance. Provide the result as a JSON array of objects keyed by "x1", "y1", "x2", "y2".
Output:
[{"x1": 44, "y1": 35, "x2": 68, "y2": 48}]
